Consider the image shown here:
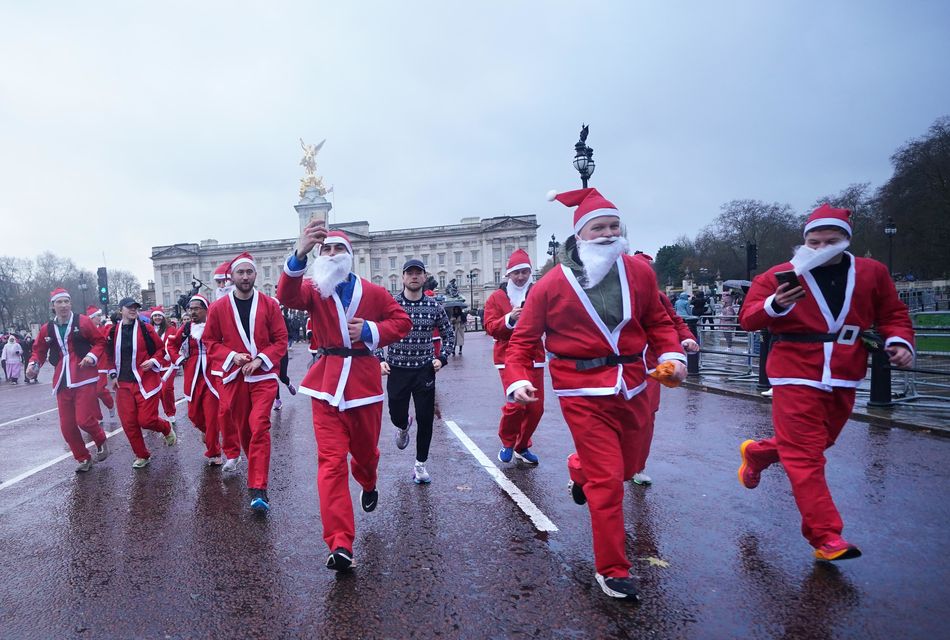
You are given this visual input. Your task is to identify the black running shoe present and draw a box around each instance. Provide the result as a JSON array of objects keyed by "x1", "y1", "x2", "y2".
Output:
[
  {"x1": 360, "y1": 487, "x2": 378, "y2": 512},
  {"x1": 326, "y1": 547, "x2": 353, "y2": 572},
  {"x1": 596, "y1": 573, "x2": 640, "y2": 600},
  {"x1": 568, "y1": 481, "x2": 587, "y2": 505}
]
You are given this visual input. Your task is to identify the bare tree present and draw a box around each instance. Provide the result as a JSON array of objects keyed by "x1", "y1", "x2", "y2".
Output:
[{"x1": 107, "y1": 269, "x2": 142, "y2": 305}]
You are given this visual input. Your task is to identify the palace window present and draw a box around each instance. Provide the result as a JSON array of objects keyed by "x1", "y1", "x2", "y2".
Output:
[
  {"x1": 494, "y1": 271, "x2": 501, "y2": 284},
  {"x1": 390, "y1": 275, "x2": 398, "y2": 292},
  {"x1": 438, "y1": 274, "x2": 446, "y2": 288},
  {"x1": 438, "y1": 253, "x2": 445, "y2": 266},
  {"x1": 263, "y1": 266, "x2": 271, "y2": 279},
  {"x1": 372, "y1": 258, "x2": 381, "y2": 271},
  {"x1": 471, "y1": 250, "x2": 479, "y2": 262},
  {"x1": 454, "y1": 251, "x2": 463, "y2": 265},
  {"x1": 389, "y1": 257, "x2": 396, "y2": 270},
  {"x1": 493, "y1": 248, "x2": 501, "y2": 262}
]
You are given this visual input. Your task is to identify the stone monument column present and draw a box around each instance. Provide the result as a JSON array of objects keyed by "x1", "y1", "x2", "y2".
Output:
[{"x1": 295, "y1": 138, "x2": 332, "y2": 258}]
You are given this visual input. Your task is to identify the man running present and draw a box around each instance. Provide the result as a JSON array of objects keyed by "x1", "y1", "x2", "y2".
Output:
[
  {"x1": 204, "y1": 252, "x2": 287, "y2": 512},
  {"x1": 278, "y1": 226, "x2": 411, "y2": 572},
  {"x1": 149, "y1": 306, "x2": 178, "y2": 428},
  {"x1": 738, "y1": 204, "x2": 914, "y2": 561},
  {"x1": 85, "y1": 306, "x2": 116, "y2": 422},
  {"x1": 26, "y1": 288, "x2": 109, "y2": 472},
  {"x1": 484, "y1": 249, "x2": 545, "y2": 466},
  {"x1": 379, "y1": 259, "x2": 455, "y2": 484}
]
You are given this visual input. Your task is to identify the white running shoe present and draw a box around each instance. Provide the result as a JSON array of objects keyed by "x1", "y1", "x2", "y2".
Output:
[
  {"x1": 76, "y1": 459, "x2": 93, "y2": 473},
  {"x1": 168, "y1": 415, "x2": 177, "y2": 426},
  {"x1": 394, "y1": 426, "x2": 410, "y2": 450},
  {"x1": 207, "y1": 455, "x2": 224, "y2": 466},
  {"x1": 95, "y1": 441, "x2": 110, "y2": 462},
  {"x1": 632, "y1": 472, "x2": 652, "y2": 486},
  {"x1": 164, "y1": 426, "x2": 177, "y2": 446},
  {"x1": 413, "y1": 461, "x2": 431, "y2": 485},
  {"x1": 222, "y1": 456, "x2": 241, "y2": 472}
]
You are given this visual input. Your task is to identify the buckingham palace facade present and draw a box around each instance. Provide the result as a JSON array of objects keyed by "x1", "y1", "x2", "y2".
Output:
[{"x1": 150, "y1": 215, "x2": 539, "y2": 313}]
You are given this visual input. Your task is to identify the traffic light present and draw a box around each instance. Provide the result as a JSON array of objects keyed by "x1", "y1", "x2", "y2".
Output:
[
  {"x1": 96, "y1": 267, "x2": 109, "y2": 307},
  {"x1": 746, "y1": 242, "x2": 758, "y2": 274}
]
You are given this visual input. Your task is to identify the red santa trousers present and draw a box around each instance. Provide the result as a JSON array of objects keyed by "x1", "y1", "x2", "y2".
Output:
[
  {"x1": 562, "y1": 391, "x2": 652, "y2": 578},
  {"x1": 95, "y1": 373, "x2": 114, "y2": 421},
  {"x1": 57, "y1": 383, "x2": 107, "y2": 463},
  {"x1": 160, "y1": 375, "x2": 177, "y2": 418},
  {"x1": 743, "y1": 385, "x2": 856, "y2": 547},
  {"x1": 188, "y1": 377, "x2": 221, "y2": 459},
  {"x1": 312, "y1": 399, "x2": 383, "y2": 553},
  {"x1": 630, "y1": 379, "x2": 662, "y2": 476},
  {"x1": 116, "y1": 381, "x2": 171, "y2": 460},
  {"x1": 497, "y1": 367, "x2": 544, "y2": 451},
  {"x1": 217, "y1": 377, "x2": 276, "y2": 490}
]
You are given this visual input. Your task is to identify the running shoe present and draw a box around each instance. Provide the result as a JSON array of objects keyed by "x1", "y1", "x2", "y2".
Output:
[
  {"x1": 360, "y1": 487, "x2": 378, "y2": 512},
  {"x1": 814, "y1": 538, "x2": 862, "y2": 562},
  {"x1": 95, "y1": 441, "x2": 110, "y2": 462},
  {"x1": 222, "y1": 456, "x2": 241, "y2": 472},
  {"x1": 132, "y1": 457, "x2": 150, "y2": 469},
  {"x1": 207, "y1": 455, "x2": 224, "y2": 466},
  {"x1": 394, "y1": 426, "x2": 410, "y2": 450},
  {"x1": 274, "y1": 398, "x2": 283, "y2": 411},
  {"x1": 498, "y1": 446, "x2": 514, "y2": 463},
  {"x1": 595, "y1": 573, "x2": 640, "y2": 600},
  {"x1": 413, "y1": 461, "x2": 431, "y2": 485},
  {"x1": 568, "y1": 480, "x2": 587, "y2": 505},
  {"x1": 168, "y1": 416, "x2": 177, "y2": 426},
  {"x1": 326, "y1": 547, "x2": 353, "y2": 572},
  {"x1": 632, "y1": 472, "x2": 652, "y2": 486},
  {"x1": 514, "y1": 449, "x2": 540, "y2": 465},
  {"x1": 288, "y1": 383, "x2": 297, "y2": 396},
  {"x1": 164, "y1": 426, "x2": 177, "y2": 446},
  {"x1": 76, "y1": 458, "x2": 93, "y2": 473},
  {"x1": 738, "y1": 439, "x2": 761, "y2": 489},
  {"x1": 249, "y1": 488, "x2": 271, "y2": 513}
]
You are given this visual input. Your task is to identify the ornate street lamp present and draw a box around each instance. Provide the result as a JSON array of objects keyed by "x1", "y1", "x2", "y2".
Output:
[
  {"x1": 573, "y1": 124, "x2": 595, "y2": 188},
  {"x1": 884, "y1": 217, "x2": 897, "y2": 276},
  {"x1": 547, "y1": 234, "x2": 561, "y2": 264},
  {"x1": 467, "y1": 270, "x2": 479, "y2": 330}
]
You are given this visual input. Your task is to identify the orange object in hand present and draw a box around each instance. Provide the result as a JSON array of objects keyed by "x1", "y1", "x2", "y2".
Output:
[{"x1": 649, "y1": 361, "x2": 681, "y2": 388}]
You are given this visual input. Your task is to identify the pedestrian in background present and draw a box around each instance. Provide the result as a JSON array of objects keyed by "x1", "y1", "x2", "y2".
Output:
[
  {"x1": 720, "y1": 290, "x2": 737, "y2": 348},
  {"x1": 451, "y1": 307, "x2": 466, "y2": 355},
  {"x1": 674, "y1": 292, "x2": 691, "y2": 317},
  {"x1": 2, "y1": 335, "x2": 23, "y2": 383}
]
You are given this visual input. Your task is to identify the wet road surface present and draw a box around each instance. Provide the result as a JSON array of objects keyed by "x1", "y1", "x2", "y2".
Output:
[{"x1": 0, "y1": 333, "x2": 948, "y2": 639}]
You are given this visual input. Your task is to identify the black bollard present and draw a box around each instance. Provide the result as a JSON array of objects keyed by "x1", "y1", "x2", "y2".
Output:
[
  {"x1": 685, "y1": 317, "x2": 700, "y2": 377},
  {"x1": 756, "y1": 330, "x2": 771, "y2": 391},
  {"x1": 868, "y1": 349, "x2": 893, "y2": 407}
]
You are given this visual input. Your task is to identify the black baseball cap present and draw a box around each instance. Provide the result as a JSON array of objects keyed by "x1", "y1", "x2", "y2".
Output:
[
  {"x1": 118, "y1": 297, "x2": 141, "y2": 309},
  {"x1": 402, "y1": 259, "x2": 426, "y2": 273}
]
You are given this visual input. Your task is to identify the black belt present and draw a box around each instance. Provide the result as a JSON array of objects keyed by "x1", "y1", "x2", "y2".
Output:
[
  {"x1": 771, "y1": 333, "x2": 839, "y2": 343},
  {"x1": 552, "y1": 353, "x2": 642, "y2": 371},
  {"x1": 316, "y1": 347, "x2": 375, "y2": 357}
]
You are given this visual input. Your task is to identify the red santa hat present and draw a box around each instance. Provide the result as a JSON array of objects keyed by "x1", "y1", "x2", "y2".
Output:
[
  {"x1": 546, "y1": 188, "x2": 620, "y2": 234},
  {"x1": 49, "y1": 288, "x2": 70, "y2": 303},
  {"x1": 230, "y1": 252, "x2": 257, "y2": 272},
  {"x1": 505, "y1": 249, "x2": 532, "y2": 275},
  {"x1": 803, "y1": 204, "x2": 852, "y2": 238},
  {"x1": 322, "y1": 230, "x2": 352, "y2": 254},
  {"x1": 189, "y1": 293, "x2": 210, "y2": 308},
  {"x1": 424, "y1": 289, "x2": 435, "y2": 297},
  {"x1": 213, "y1": 262, "x2": 230, "y2": 282},
  {"x1": 85, "y1": 305, "x2": 102, "y2": 318},
  {"x1": 149, "y1": 306, "x2": 165, "y2": 318}
]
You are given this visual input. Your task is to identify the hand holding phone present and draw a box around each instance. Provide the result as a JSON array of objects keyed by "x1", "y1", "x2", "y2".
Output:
[{"x1": 774, "y1": 270, "x2": 806, "y2": 307}]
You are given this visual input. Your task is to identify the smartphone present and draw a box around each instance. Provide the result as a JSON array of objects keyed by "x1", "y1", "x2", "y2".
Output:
[
  {"x1": 310, "y1": 212, "x2": 326, "y2": 227},
  {"x1": 775, "y1": 270, "x2": 802, "y2": 290}
]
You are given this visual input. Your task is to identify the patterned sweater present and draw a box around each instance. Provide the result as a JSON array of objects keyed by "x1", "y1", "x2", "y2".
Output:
[{"x1": 378, "y1": 293, "x2": 455, "y2": 368}]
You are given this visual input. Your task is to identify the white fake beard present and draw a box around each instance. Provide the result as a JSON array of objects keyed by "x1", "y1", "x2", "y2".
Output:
[
  {"x1": 311, "y1": 253, "x2": 353, "y2": 299},
  {"x1": 215, "y1": 285, "x2": 234, "y2": 300},
  {"x1": 190, "y1": 322, "x2": 205, "y2": 341},
  {"x1": 790, "y1": 240, "x2": 850, "y2": 274},
  {"x1": 576, "y1": 235, "x2": 630, "y2": 289},
  {"x1": 506, "y1": 278, "x2": 531, "y2": 307}
]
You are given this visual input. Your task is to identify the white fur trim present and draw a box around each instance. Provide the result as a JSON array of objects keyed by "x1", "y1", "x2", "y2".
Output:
[
  {"x1": 803, "y1": 218, "x2": 852, "y2": 238},
  {"x1": 284, "y1": 256, "x2": 308, "y2": 277},
  {"x1": 50, "y1": 291, "x2": 70, "y2": 303},
  {"x1": 257, "y1": 352, "x2": 274, "y2": 371},
  {"x1": 505, "y1": 379, "x2": 532, "y2": 401},
  {"x1": 573, "y1": 208, "x2": 620, "y2": 234},
  {"x1": 231, "y1": 257, "x2": 256, "y2": 271},
  {"x1": 657, "y1": 352, "x2": 687, "y2": 364},
  {"x1": 764, "y1": 294, "x2": 796, "y2": 318},
  {"x1": 323, "y1": 236, "x2": 353, "y2": 253},
  {"x1": 504, "y1": 313, "x2": 515, "y2": 329},
  {"x1": 884, "y1": 336, "x2": 915, "y2": 356},
  {"x1": 505, "y1": 262, "x2": 531, "y2": 275}
]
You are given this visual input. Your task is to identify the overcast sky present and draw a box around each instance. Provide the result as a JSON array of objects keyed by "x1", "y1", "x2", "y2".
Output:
[{"x1": 2, "y1": 1, "x2": 948, "y2": 284}]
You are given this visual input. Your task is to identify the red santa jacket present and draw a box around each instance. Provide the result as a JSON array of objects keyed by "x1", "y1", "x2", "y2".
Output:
[
  {"x1": 503, "y1": 256, "x2": 686, "y2": 399},
  {"x1": 104, "y1": 320, "x2": 167, "y2": 398},
  {"x1": 740, "y1": 254, "x2": 914, "y2": 390},
  {"x1": 30, "y1": 313, "x2": 106, "y2": 395},
  {"x1": 646, "y1": 293, "x2": 696, "y2": 369},
  {"x1": 484, "y1": 284, "x2": 545, "y2": 369},
  {"x1": 277, "y1": 266, "x2": 411, "y2": 411},
  {"x1": 203, "y1": 290, "x2": 288, "y2": 385},
  {"x1": 167, "y1": 322, "x2": 219, "y2": 401},
  {"x1": 305, "y1": 316, "x2": 319, "y2": 355}
]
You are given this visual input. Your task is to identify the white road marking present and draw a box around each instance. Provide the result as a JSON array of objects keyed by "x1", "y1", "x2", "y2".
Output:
[
  {"x1": 0, "y1": 396, "x2": 188, "y2": 491},
  {"x1": 444, "y1": 419, "x2": 558, "y2": 533},
  {"x1": 0, "y1": 408, "x2": 58, "y2": 428}
]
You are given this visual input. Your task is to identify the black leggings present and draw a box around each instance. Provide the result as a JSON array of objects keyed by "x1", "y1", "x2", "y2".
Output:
[
  {"x1": 386, "y1": 365, "x2": 436, "y2": 462},
  {"x1": 276, "y1": 354, "x2": 290, "y2": 399}
]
